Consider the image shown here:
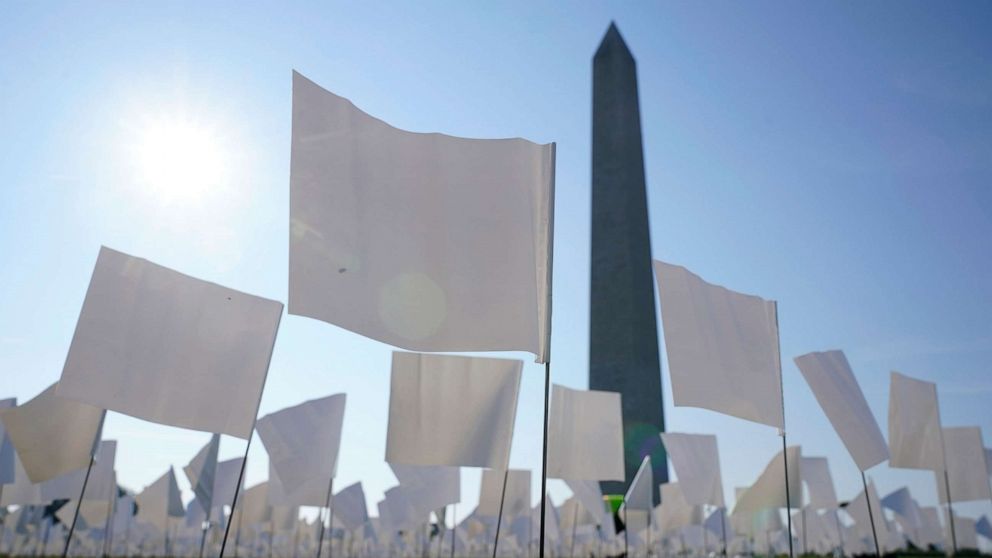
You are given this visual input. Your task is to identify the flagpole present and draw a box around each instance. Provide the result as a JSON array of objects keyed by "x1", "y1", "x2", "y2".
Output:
[
  {"x1": 435, "y1": 509, "x2": 444, "y2": 558},
  {"x1": 773, "y1": 302, "x2": 795, "y2": 558},
  {"x1": 802, "y1": 507, "x2": 808, "y2": 555},
  {"x1": 450, "y1": 503, "x2": 456, "y2": 558},
  {"x1": 720, "y1": 507, "x2": 728, "y2": 557},
  {"x1": 103, "y1": 485, "x2": 116, "y2": 558},
  {"x1": 860, "y1": 472, "x2": 881, "y2": 558},
  {"x1": 539, "y1": 360, "x2": 551, "y2": 558},
  {"x1": 835, "y1": 508, "x2": 844, "y2": 558},
  {"x1": 569, "y1": 503, "x2": 579, "y2": 558},
  {"x1": 942, "y1": 470, "x2": 958, "y2": 555},
  {"x1": 317, "y1": 477, "x2": 334, "y2": 558},
  {"x1": 62, "y1": 453, "x2": 96, "y2": 558},
  {"x1": 491, "y1": 468, "x2": 510, "y2": 558}
]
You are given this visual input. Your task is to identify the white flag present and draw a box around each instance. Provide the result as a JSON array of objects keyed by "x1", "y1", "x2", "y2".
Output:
[
  {"x1": 478, "y1": 469, "x2": 531, "y2": 519},
  {"x1": 385, "y1": 352, "x2": 521, "y2": 468},
  {"x1": 267, "y1": 461, "x2": 329, "y2": 507},
  {"x1": 623, "y1": 456, "x2": 653, "y2": 512},
  {"x1": 656, "y1": 483, "x2": 703, "y2": 536},
  {"x1": 332, "y1": 482, "x2": 369, "y2": 531},
  {"x1": 41, "y1": 440, "x2": 116, "y2": 502},
  {"x1": 888, "y1": 371, "x2": 945, "y2": 471},
  {"x1": 660, "y1": 432, "x2": 724, "y2": 507},
  {"x1": 547, "y1": 384, "x2": 624, "y2": 481},
  {"x1": 0, "y1": 397, "x2": 15, "y2": 484},
  {"x1": 0, "y1": 383, "x2": 104, "y2": 483},
  {"x1": 880, "y1": 487, "x2": 923, "y2": 529},
  {"x1": 937, "y1": 426, "x2": 992, "y2": 503},
  {"x1": 136, "y1": 468, "x2": 184, "y2": 531},
  {"x1": 57, "y1": 246, "x2": 283, "y2": 439},
  {"x1": 846, "y1": 479, "x2": 889, "y2": 547},
  {"x1": 389, "y1": 463, "x2": 460, "y2": 514},
  {"x1": 800, "y1": 456, "x2": 838, "y2": 509},
  {"x1": 288, "y1": 71, "x2": 555, "y2": 362},
  {"x1": 653, "y1": 261, "x2": 783, "y2": 428},
  {"x1": 258, "y1": 394, "x2": 346, "y2": 493},
  {"x1": 733, "y1": 446, "x2": 801, "y2": 515},
  {"x1": 183, "y1": 434, "x2": 220, "y2": 515},
  {"x1": 794, "y1": 350, "x2": 889, "y2": 471}
]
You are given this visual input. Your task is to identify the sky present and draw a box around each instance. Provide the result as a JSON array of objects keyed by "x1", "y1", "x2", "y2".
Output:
[{"x1": 1, "y1": 0, "x2": 991, "y2": 533}]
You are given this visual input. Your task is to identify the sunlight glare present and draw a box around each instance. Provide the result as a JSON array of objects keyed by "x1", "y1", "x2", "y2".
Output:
[{"x1": 134, "y1": 117, "x2": 228, "y2": 204}]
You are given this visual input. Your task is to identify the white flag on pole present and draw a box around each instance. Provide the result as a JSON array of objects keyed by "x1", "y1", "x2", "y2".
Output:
[
  {"x1": 257, "y1": 394, "x2": 346, "y2": 494},
  {"x1": 389, "y1": 463, "x2": 460, "y2": 513},
  {"x1": 57, "y1": 247, "x2": 283, "y2": 439},
  {"x1": 136, "y1": 468, "x2": 184, "y2": 531},
  {"x1": 660, "y1": 432, "x2": 724, "y2": 507},
  {"x1": 937, "y1": 427, "x2": 992, "y2": 503},
  {"x1": 478, "y1": 469, "x2": 531, "y2": 519},
  {"x1": 622, "y1": 456, "x2": 653, "y2": 512},
  {"x1": 653, "y1": 261, "x2": 783, "y2": 429},
  {"x1": 288, "y1": 71, "x2": 556, "y2": 362},
  {"x1": 183, "y1": 434, "x2": 220, "y2": 516},
  {"x1": 0, "y1": 383, "x2": 104, "y2": 483},
  {"x1": 794, "y1": 350, "x2": 889, "y2": 471},
  {"x1": 800, "y1": 457, "x2": 838, "y2": 509},
  {"x1": 547, "y1": 384, "x2": 624, "y2": 481},
  {"x1": 733, "y1": 446, "x2": 802, "y2": 515},
  {"x1": 385, "y1": 352, "x2": 521, "y2": 468},
  {"x1": 41, "y1": 440, "x2": 116, "y2": 502},
  {"x1": 888, "y1": 371, "x2": 945, "y2": 471},
  {"x1": 332, "y1": 482, "x2": 369, "y2": 531},
  {"x1": 0, "y1": 398, "x2": 15, "y2": 484}
]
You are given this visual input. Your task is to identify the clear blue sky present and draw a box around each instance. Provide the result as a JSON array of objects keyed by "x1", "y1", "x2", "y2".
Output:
[{"x1": 2, "y1": 1, "x2": 990, "y2": 528}]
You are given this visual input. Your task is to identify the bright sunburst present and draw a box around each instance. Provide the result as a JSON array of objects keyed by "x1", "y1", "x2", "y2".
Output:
[{"x1": 133, "y1": 116, "x2": 228, "y2": 204}]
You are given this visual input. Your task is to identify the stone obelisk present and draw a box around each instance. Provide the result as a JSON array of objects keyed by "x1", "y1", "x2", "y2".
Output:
[{"x1": 589, "y1": 23, "x2": 667, "y2": 503}]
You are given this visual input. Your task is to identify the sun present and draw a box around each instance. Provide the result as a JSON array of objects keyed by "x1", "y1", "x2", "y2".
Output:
[{"x1": 133, "y1": 116, "x2": 228, "y2": 205}]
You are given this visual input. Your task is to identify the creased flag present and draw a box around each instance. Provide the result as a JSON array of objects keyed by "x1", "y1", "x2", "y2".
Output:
[
  {"x1": 258, "y1": 394, "x2": 346, "y2": 495},
  {"x1": 800, "y1": 457, "x2": 838, "y2": 509},
  {"x1": 880, "y1": 487, "x2": 923, "y2": 529},
  {"x1": 0, "y1": 398, "x2": 15, "y2": 484},
  {"x1": 547, "y1": 384, "x2": 624, "y2": 481},
  {"x1": 332, "y1": 482, "x2": 369, "y2": 531},
  {"x1": 794, "y1": 350, "x2": 889, "y2": 471},
  {"x1": 660, "y1": 432, "x2": 724, "y2": 507},
  {"x1": 0, "y1": 383, "x2": 104, "y2": 483},
  {"x1": 389, "y1": 463, "x2": 460, "y2": 515},
  {"x1": 888, "y1": 371, "x2": 945, "y2": 471},
  {"x1": 937, "y1": 427, "x2": 992, "y2": 503},
  {"x1": 57, "y1": 246, "x2": 283, "y2": 439},
  {"x1": 288, "y1": 71, "x2": 556, "y2": 362},
  {"x1": 184, "y1": 434, "x2": 220, "y2": 516},
  {"x1": 733, "y1": 446, "x2": 802, "y2": 515},
  {"x1": 653, "y1": 261, "x2": 783, "y2": 429},
  {"x1": 385, "y1": 352, "x2": 521, "y2": 468}
]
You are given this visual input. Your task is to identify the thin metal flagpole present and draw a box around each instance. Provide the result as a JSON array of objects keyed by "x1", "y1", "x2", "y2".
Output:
[
  {"x1": 943, "y1": 470, "x2": 958, "y2": 555},
  {"x1": 539, "y1": 360, "x2": 551, "y2": 558},
  {"x1": 450, "y1": 503, "x2": 456, "y2": 558},
  {"x1": 491, "y1": 468, "x2": 510, "y2": 558},
  {"x1": 720, "y1": 507, "x2": 728, "y2": 557},
  {"x1": 62, "y1": 454, "x2": 96, "y2": 558},
  {"x1": 773, "y1": 302, "x2": 795, "y2": 558},
  {"x1": 103, "y1": 485, "x2": 116, "y2": 558},
  {"x1": 569, "y1": 503, "x2": 579, "y2": 558},
  {"x1": 317, "y1": 477, "x2": 335, "y2": 558},
  {"x1": 435, "y1": 509, "x2": 444, "y2": 558},
  {"x1": 861, "y1": 471, "x2": 881, "y2": 558},
  {"x1": 802, "y1": 507, "x2": 808, "y2": 556}
]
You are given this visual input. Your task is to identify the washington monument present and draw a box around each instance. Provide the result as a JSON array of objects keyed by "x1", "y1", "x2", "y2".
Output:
[{"x1": 589, "y1": 23, "x2": 668, "y2": 503}]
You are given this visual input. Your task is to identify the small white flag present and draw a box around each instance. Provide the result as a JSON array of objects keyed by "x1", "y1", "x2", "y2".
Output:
[
  {"x1": 332, "y1": 482, "x2": 369, "y2": 531},
  {"x1": 547, "y1": 384, "x2": 624, "y2": 481},
  {"x1": 385, "y1": 352, "x2": 521, "y2": 468},
  {"x1": 937, "y1": 426, "x2": 992, "y2": 503},
  {"x1": 800, "y1": 456, "x2": 838, "y2": 509},
  {"x1": 660, "y1": 432, "x2": 724, "y2": 507},
  {"x1": 478, "y1": 469, "x2": 531, "y2": 519},
  {"x1": 289, "y1": 71, "x2": 555, "y2": 362},
  {"x1": 57, "y1": 247, "x2": 283, "y2": 439},
  {"x1": 888, "y1": 371, "x2": 945, "y2": 471},
  {"x1": 136, "y1": 468, "x2": 184, "y2": 531},
  {"x1": 258, "y1": 394, "x2": 346, "y2": 494},
  {"x1": 622, "y1": 456, "x2": 653, "y2": 512},
  {"x1": 733, "y1": 446, "x2": 801, "y2": 515},
  {"x1": 654, "y1": 261, "x2": 783, "y2": 429},
  {"x1": 184, "y1": 434, "x2": 220, "y2": 516},
  {"x1": 794, "y1": 350, "x2": 889, "y2": 471}
]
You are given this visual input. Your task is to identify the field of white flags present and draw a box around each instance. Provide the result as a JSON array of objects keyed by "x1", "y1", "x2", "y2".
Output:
[{"x1": 2, "y1": 5, "x2": 991, "y2": 558}]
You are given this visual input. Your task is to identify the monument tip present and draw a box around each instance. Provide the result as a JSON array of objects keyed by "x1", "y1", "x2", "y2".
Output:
[{"x1": 596, "y1": 21, "x2": 633, "y2": 60}]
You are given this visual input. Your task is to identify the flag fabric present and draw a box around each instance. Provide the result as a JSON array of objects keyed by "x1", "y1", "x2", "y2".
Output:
[
  {"x1": 733, "y1": 446, "x2": 802, "y2": 515},
  {"x1": 656, "y1": 483, "x2": 703, "y2": 536},
  {"x1": 212, "y1": 457, "x2": 245, "y2": 515},
  {"x1": 660, "y1": 432, "x2": 725, "y2": 507},
  {"x1": 0, "y1": 398, "x2": 15, "y2": 484},
  {"x1": 267, "y1": 461, "x2": 329, "y2": 507},
  {"x1": 986, "y1": 448, "x2": 992, "y2": 478},
  {"x1": 0, "y1": 383, "x2": 105, "y2": 483},
  {"x1": 937, "y1": 426, "x2": 992, "y2": 503},
  {"x1": 880, "y1": 487, "x2": 923, "y2": 529},
  {"x1": 0, "y1": 455, "x2": 43, "y2": 505},
  {"x1": 136, "y1": 468, "x2": 184, "y2": 531},
  {"x1": 564, "y1": 479, "x2": 610, "y2": 529},
  {"x1": 184, "y1": 434, "x2": 220, "y2": 516},
  {"x1": 57, "y1": 246, "x2": 283, "y2": 439},
  {"x1": 800, "y1": 457, "x2": 838, "y2": 509},
  {"x1": 976, "y1": 516, "x2": 992, "y2": 541},
  {"x1": 846, "y1": 478, "x2": 889, "y2": 547},
  {"x1": 233, "y1": 482, "x2": 272, "y2": 527},
  {"x1": 477, "y1": 469, "x2": 531, "y2": 519},
  {"x1": 794, "y1": 350, "x2": 889, "y2": 471},
  {"x1": 40, "y1": 440, "x2": 116, "y2": 502},
  {"x1": 332, "y1": 482, "x2": 369, "y2": 531},
  {"x1": 288, "y1": 71, "x2": 556, "y2": 363},
  {"x1": 622, "y1": 456, "x2": 653, "y2": 512},
  {"x1": 257, "y1": 394, "x2": 346, "y2": 494},
  {"x1": 653, "y1": 261, "x2": 783, "y2": 429},
  {"x1": 547, "y1": 384, "x2": 624, "y2": 481},
  {"x1": 385, "y1": 352, "x2": 522, "y2": 468},
  {"x1": 888, "y1": 371, "x2": 945, "y2": 471},
  {"x1": 389, "y1": 463, "x2": 460, "y2": 513}
]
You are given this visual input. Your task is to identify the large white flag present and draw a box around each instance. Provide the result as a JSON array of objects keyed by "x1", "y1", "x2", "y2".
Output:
[
  {"x1": 653, "y1": 261, "x2": 783, "y2": 429},
  {"x1": 888, "y1": 371, "x2": 945, "y2": 471},
  {"x1": 733, "y1": 446, "x2": 802, "y2": 515},
  {"x1": 800, "y1": 457, "x2": 838, "y2": 509},
  {"x1": 0, "y1": 397, "x2": 15, "y2": 484},
  {"x1": 794, "y1": 350, "x2": 889, "y2": 471},
  {"x1": 57, "y1": 246, "x2": 283, "y2": 439},
  {"x1": 183, "y1": 434, "x2": 220, "y2": 516},
  {"x1": 937, "y1": 427, "x2": 992, "y2": 503},
  {"x1": 0, "y1": 383, "x2": 104, "y2": 483},
  {"x1": 547, "y1": 384, "x2": 624, "y2": 481},
  {"x1": 288, "y1": 71, "x2": 556, "y2": 362},
  {"x1": 385, "y1": 352, "x2": 521, "y2": 468},
  {"x1": 660, "y1": 432, "x2": 724, "y2": 507},
  {"x1": 258, "y1": 394, "x2": 346, "y2": 494}
]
